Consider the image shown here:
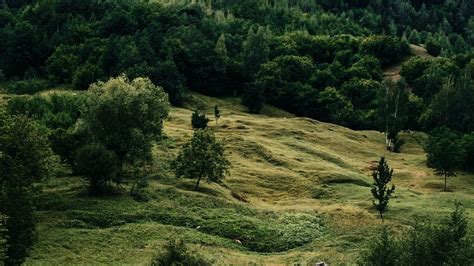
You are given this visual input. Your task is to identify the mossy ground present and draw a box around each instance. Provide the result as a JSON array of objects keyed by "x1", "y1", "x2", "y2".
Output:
[{"x1": 16, "y1": 92, "x2": 474, "y2": 265}]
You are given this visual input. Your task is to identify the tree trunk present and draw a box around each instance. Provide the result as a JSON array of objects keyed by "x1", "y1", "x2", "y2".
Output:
[
  {"x1": 380, "y1": 211, "x2": 384, "y2": 223},
  {"x1": 444, "y1": 173, "x2": 447, "y2": 192},
  {"x1": 195, "y1": 176, "x2": 202, "y2": 191}
]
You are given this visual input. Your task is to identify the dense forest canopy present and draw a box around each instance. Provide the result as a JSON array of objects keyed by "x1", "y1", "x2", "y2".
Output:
[{"x1": 1, "y1": 0, "x2": 473, "y2": 134}]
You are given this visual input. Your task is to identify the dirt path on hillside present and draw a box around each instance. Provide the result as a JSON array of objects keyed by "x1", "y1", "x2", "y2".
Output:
[{"x1": 383, "y1": 44, "x2": 433, "y2": 82}]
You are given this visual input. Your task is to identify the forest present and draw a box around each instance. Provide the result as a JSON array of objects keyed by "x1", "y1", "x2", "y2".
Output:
[{"x1": 1, "y1": 0, "x2": 474, "y2": 265}]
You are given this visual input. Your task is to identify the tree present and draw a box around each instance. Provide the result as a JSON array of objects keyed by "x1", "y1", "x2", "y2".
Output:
[
  {"x1": 359, "y1": 35, "x2": 409, "y2": 67},
  {"x1": 191, "y1": 110, "x2": 209, "y2": 129},
  {"x1": 426, "y1": 38, "x2": 442, "y2": 56},
  {"x1": 408, "y1": 29, "x2": 421, "y2": 44},
  {"x1": 462, "y1": 133, "x2": 474, "y2": 171},
  {"x1": 0, "y1": 113, "x2": 55, "y2": 264},
  {"x1": 252, "y1": 55, "x2": 314, "y2": 113},
  {"x1": 72, "y1": 63, "x2": 104, "y2": 90},
  {"x1": 317, "y1": 87, "x2": 354, "y2": 126},
  {"x1": 242, "y1": 84, "x2": 265, "y2": 114},
  {"x1": 82, "y1": 75, "x2": 170, "y2": 180},
  {"x1": 378, "y1": 79, "x2": 408, "y2": 152},
  {"x1": 172, "y1": 129, "x2": 230, "y2": 190},
  {"x1": 371, "y1": 157, "x2": 395, "y2": 222},
  {"x1": 425, "y1": 127, "x2": 463, "y2": 191},
  {"x1": 73, "y1": 144, "x2": 119, "y2": 195},
  {"x1": 214, "y1": 105, "x2": 220, "y2": 125},
  {"x1": 0, "y1": 214, "x2": 7, "y2": 263},
  {"x1": 242, "y1": 26, "x2": 270, "y2": 79}
]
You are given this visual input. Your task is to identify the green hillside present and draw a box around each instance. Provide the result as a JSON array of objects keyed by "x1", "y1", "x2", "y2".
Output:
[
  {"x1": 1, "y1": 0, "x2": 474, "y2": 264},
  {"x1": 22, "y1": 92, "x2": 474, "y2": 265}
]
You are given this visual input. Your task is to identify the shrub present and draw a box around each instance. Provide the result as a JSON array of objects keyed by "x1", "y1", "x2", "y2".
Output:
[
  {"x1": 151, "y1": 240, "x2": 210, "y2": 266},
  {"x1": 191, "y1": 110, "x2": 210, "y2": 129},
  {"x1": 400, "y1": 56, "x2": 431, "y2": 84},
  {"x1": 426, "y1": 39, "x2": 442, "y2": 56},
  {"x1": 360, "y1": 202, "x2": 474, "y2": 265},
  {"x1": 241, "y1": 84, "x2": 265, "y2": 114},
  {"x1": 72, "y1": 63, "x2": 104, "y2": 90},
  {"x1": 360, "y1": 227, "x2": 397, "y2": 266},
  {"x1": 360, "y1": 35, "x2": 409, "y2": 67},
  {"x1": 73, "y1": 144, "x2": 119, "y2": 195},
  {"x1": 6, "y1": 79, "x2": 51, "y2": 94}
]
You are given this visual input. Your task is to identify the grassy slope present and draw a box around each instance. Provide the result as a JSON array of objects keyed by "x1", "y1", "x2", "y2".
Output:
[{"x1": 23, "y1": 92, "x2": 474, "y2": 265}]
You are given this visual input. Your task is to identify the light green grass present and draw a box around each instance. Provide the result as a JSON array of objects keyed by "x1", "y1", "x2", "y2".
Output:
[{"x1": 18, "y1": 92, "x2": 474, "y2": 265}]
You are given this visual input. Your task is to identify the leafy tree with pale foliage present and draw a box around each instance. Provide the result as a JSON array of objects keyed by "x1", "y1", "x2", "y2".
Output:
[
  {"x1": 172, "y1": 129, "x2": 230, "y2": 190},
  {"x1": 371, "y1": 157, "x2": 395, "y2": 222},
  {"x1": 82, "y1": 75, "x2": 170, "y2": 179}
]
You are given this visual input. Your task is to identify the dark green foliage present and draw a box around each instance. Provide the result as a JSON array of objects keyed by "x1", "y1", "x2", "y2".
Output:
[
  {"x1": 6, "y1": 79, "x2": 51, "y2": 94},
  {"x1": 462, "y1": 133, "x2": 474, "y2": 171},
  {"x1": 0, "y1": 186, "x2": 35, "y2": 265},
  {"x1": 360, "y1": 202, "x2": 474, "y2": 265},
  {"x1": 191, "y1": 111, "x2": 209, "y2": 129},
  {"x1": 0, "y1": 214, "x2": 8, "y2": 263},
  {"x1": 316, "y1": 87, "x2": 354, "y2": 126},
  {"x1": 0, "y1": 114, "x2": 55, "y2": 187},
  {"x1": 371, "y1": 157, "x2": 395, "y2": 222},
  {"x1": 72, "y1": 63, "x2": 103, "y2": 90},
  {"x1": 7, "y1": 93, "x2": 86, "y2": 163},
  {"x1": 391, "y1": 135, "x2": 405, "y2": 153},
  {"x1": 359, "y1": 35, "x2": 408, "y2": 67},
  {"x1": 426, "y1": 38, "x2": 442, "y2": 56},
  {"x1": 0, "y1": 0, "x2": 472, "y2": 134},
  {"x1": 172, "y1": 129, "x2": 230, "y2": 190},
  {"x1": 242, "y1": 85, "x2": 265, "y2": 114},
  {"x1": 361, "y1": 227, "x2": 397, "y2": 266},
  {"x1": 0, "y1": 114, "x2": 55, "y2": 264},
  {"x1": 425, "y1": 127, "x2": 464, "y2": 191},
  {"x1": 151, "y1": 240, "x2": 211, "y2": 266},
  {"x1": 400, "y1": 57, "x2": 431, "y2": 84},
  {"x1": 242, "y1": 26, "x2": 269, "y2": 79},
  {"x1": 213, "y1": 105, "x2": 220, "y2": 125},
  {"x1": 7, "y1": 94, "x2": 84, "y2": 130},
  {"x1": 73, "y1": 144, "x2": 118, "y2": 195}
]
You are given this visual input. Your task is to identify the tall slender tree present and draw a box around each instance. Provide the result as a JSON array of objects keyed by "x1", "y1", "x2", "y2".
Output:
[{"x1": 371, "y1": 157, "x2": 395, "y2": 222}]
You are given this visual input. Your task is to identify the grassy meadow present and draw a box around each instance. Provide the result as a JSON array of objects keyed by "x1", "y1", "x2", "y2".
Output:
[{"x1": 21, "y1": 92, "x2": 474, "y2": 265}]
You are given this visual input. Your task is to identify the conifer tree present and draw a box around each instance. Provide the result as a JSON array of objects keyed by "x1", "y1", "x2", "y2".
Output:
[
  {"x1": 371, "y1": 157, "x2": 395, "y2": 222},
  {"x1": 214, "y1": 105, "x2": 220, "y2": 125}
]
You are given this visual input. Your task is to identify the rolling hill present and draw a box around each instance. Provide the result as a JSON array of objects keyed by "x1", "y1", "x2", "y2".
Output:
[{"x1": 24, "y1": 92, "x2": 474, "y2": 265}]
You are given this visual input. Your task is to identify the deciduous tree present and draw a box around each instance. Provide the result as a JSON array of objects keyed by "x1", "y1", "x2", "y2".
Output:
[
  {"x1": 82, "y1": 75, "x2": 169, "y2": 179},
  {"x1": 172, "y1": 129, "x2": 230, "y2": 190},
  {"x1": 425, "y1": 127, "x2": 463, "y2": 191}
]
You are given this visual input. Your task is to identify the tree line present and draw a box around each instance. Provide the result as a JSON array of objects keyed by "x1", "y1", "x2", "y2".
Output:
[{"x1": 1, "y1": 0, "x2": 472, "y2": 135}]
